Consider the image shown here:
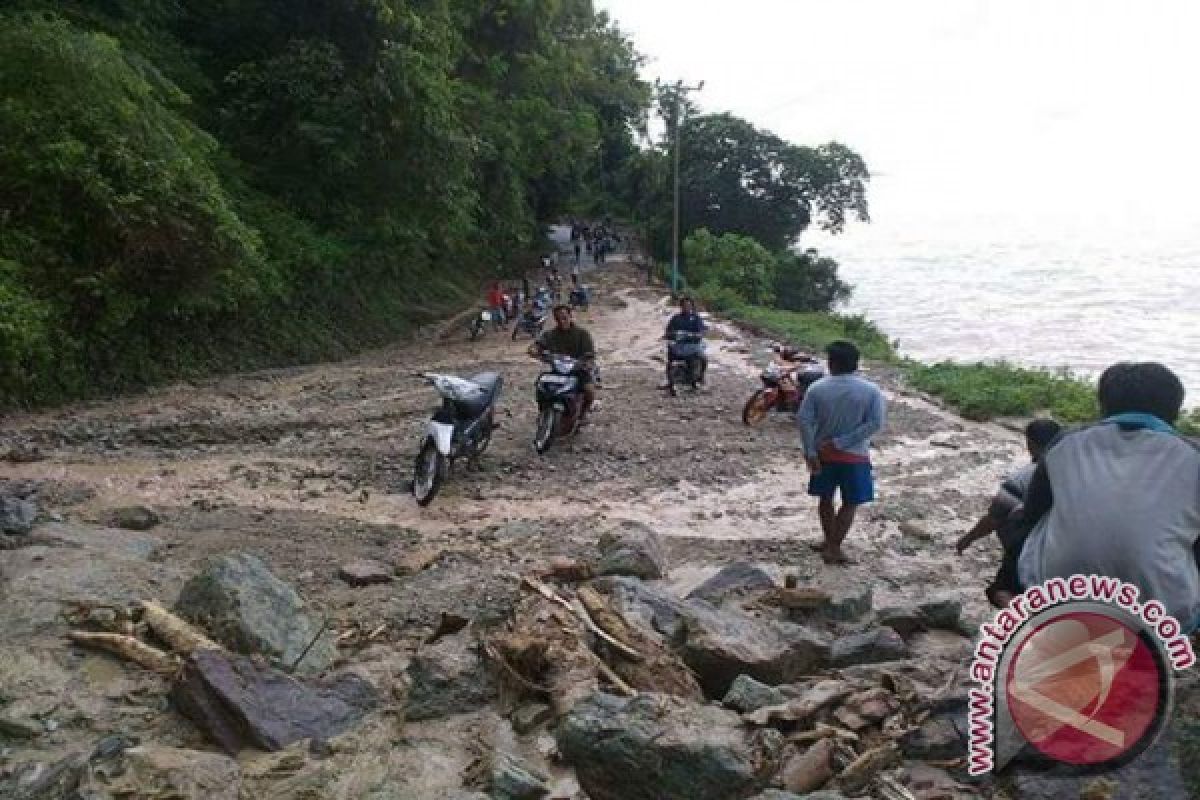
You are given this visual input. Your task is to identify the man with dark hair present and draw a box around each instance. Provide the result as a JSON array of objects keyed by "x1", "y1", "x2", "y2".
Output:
[
  {"x1": 957, "y1": 418, "x2": 1063, "y2": 608},
  {"x1": 661, "y1": 296, "x2": 707, "y2": 394},
  {"x1": 1019, "y1": 362, "x2": 1200, "y2": 631},
  {"x1": 528, "y1": 305, "x2": 597, "y2": 419},
  {"x1": 798, "y1": 340, "x2": 887, "y2": 565}
]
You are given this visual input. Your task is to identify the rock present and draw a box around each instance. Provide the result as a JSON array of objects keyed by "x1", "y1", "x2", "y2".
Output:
[
  {"x1": 595, "y1": 521, "x2": 667, "y2": 580},
  {"x1": 781, "y1": 737, "x2": 836, "y2": 794},
  {"x1": 558, "y1": 691, "x2": 787, "y2": 800},
  {"x1": 679, "y1": 602, "x2": 831, "y2": 698},
  {"x1": 916, "y1": 596, "x2": 962, "y2": 630},
  {"x1": 874, "y1": 606, "x2": 926, "y2": 638},
  {"x1": 900, "y1": 714, "x2": 965, "y2": 761},
  {"x1": 337, "y1": 559, "x2": 393, "y2": 587},
  {"x1": 0, "y1": 714, "x2": 42, "y2": 739},
  {"x1": 511, "y1": 702, "x2": 553, "y2": 735},
  {"x1": 103, "y1": 745, "x2": 241, "y2": 800},
  {"x1": 406, "y1": 631, "x2": 495, "y2": 721},
  {"x1": 801, "y1": 585, "x2": 873, "y2": 622},
  {"x1": 836, "y1": 743, "x2": 900, "y2": 794},
  {"x1": 490, "y1": 753, "x2": 550, "y2": 800},
  {"x1": 175, "y1": 553, "x2": 335, "y2": 675},
  {"x1": 723, "y1": 674, "x2": 786, "y2": 714},
  {"x1": 687, "y1": 563, "x2": 775, "y2": 604},
  {"x1": 393, "y1": 547, "x2": 442, "y2": 576},
  {"x1": 839, "y1": 688, "x2": 900, "y2": 724},
  {"x1": 108, "y1": 505, "x2": 161, "y2": 531},
  {"x1": 764, "y1": 587, "x2": 832, "y2": 611},
  {"x1": 830, "y1": 628, "x2": 908, "y2": 668},
  {"x1": 782, "y1": 679, "x2": 855, "y2": 718},
  {"x1": 542, "y1": 556, "x2": 593, "y2": 583},
  {"x1": 170, "y1": 650, "x2": 377, "y2": 754},
  {"x1": 596, "y1": 576, "x2": 688, "y2": 642},
  {"x1": 898, "y1": 520, "x2": 933, "y2": 541},
  {"x1": 0, "y1": 496, "x2": 37, "y2": 535}
]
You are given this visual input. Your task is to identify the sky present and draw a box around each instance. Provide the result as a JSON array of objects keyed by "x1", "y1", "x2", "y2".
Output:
[{"x1": 595, "y1": 0, "x2": 1200, "y2": 245}]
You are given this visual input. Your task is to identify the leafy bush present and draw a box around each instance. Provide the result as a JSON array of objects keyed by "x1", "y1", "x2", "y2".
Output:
[
  {"x1": 729, "y1": 305, "x2": 895, "y2": 362},
  {"x1": 905, "y1": 361, "x2": 1100, "y2": 422},
  {"x1": 774, "y1": 249, "x2": 852, "y2": 312},
  {"x1": 682, "y1": 229, "x2": 776, "y2": 306},
  {"x1": 693, "y1": 282, "x2": 746, "y2": 313}
]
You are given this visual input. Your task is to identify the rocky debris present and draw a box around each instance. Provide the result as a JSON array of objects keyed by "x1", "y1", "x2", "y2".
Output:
[
  {"x1": 393, "y1": 546, "x2": 443, "y2": 576},
  {"x1": 686, "y1": 562, "x2": 775, "y2": 604},
  {"x1": 797, "y1": 585, "x2": 873, "y2": 623},
  {"x1": 679, "y1": 601, "x2": 830, "y2": 698},
  {"x1": 875, "y1": 606, "x2": 926, "y2": 638},
  {"x1": 835, "y1": 743, "x2": 900, "y2": 795},
  {"x1": 780, "y1": 737, "x2": 837, "y2": 794},
  {"x1": 170, "y1": 649, "x2": 377, "y2": 754},
  {"x1": 0, "y1": 494, "x2": 38, "y2": 535},
  {"x1": 900, "y1": 713, "x2": 965, "y2": 761},
  {"x1": 723, "y1": 674, "x2": 786, "y2": 713},
  {"x1": 916, "y1": 596, "x2": 963, "y2": 631},
  {"x1": 558, "y1": 691, "x2": 787, "y2": 800},
  {"x1": 407, "y1": 630, "x2": 496, "y2": 721},
  {"x1": 1, "y1": 734, "x2": 133, "y2": 799},
  {"x1": 97, "y1": 745, "x2": 241, "y2": 799},
  {"x1": 763, "y1": 587, "x2": 833, "y2": 612},
  {"x1": 510, "y1": 702, "x2": 553, "y2": 735},
  {"x1": 107, "y1": 505, "x2": 162, "y2": 531},
  {"x1": 0, "y1": 714, "x2": 43, "y2": 739},
  {"x1": 742, "y1": 679, "x2": 853, "y2": 727},
  {"x1": 337, "y1": 559, "x2": 393, "y2": 587},
  {"x1": 594, "y1": 521, "x2": 667, "y2": 580},
  {"x1": 834, "y1": 688, "x2": 900, "y2": 731},
  {"x1": 898, "y1": 520, "x2": 933, "y2": 541},
  {"x1": 175, "y1": 553, "x2": 335, "y2": 675},
  {"x1": 830, "y1": 628, "x2": 908, "y2": 668},
  {"x1": 596, "y1": 575, "x2": 688, "y2": 642},
  {"x1": 542, "y1": 556, "x2": 593, "y2": 583},
  {"x1": 488, "y1": 753, "x2": 550, "y2": 800}
]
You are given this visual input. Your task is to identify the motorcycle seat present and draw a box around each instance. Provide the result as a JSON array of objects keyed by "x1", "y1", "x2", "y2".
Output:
[{"x1": 456, "y1": 372, "x2": 502, "y2": 418}]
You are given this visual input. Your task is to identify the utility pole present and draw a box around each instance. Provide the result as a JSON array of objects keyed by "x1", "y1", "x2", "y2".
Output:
[{"x1": 669, "y1": 80, "x2": 704, "y2": 296}]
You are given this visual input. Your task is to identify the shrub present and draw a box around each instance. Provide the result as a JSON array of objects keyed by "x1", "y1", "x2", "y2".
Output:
[{"x1": 904, "y1": 361, "x2": 1099, "y2": 422}]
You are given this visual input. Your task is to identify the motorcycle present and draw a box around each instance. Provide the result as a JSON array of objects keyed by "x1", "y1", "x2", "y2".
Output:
[
  {"x1": 569, "y1": 284, "x2": 591, "y2": 311},
  {"x1": 533, "y1": 353, "x2": 587, "y2": 454},
  {"x1": 741, "y1": 346, "x2": 825, "y2": 425},
  {"x1": 412, "y1": 371, "x2": 502, "y2": 506},
  {"x1": 511, "y1": 307, "x2": 547, "y2": 340},
  {"x1": 469, "y1": 308, "x2": 503, "y2": 341},
  {"x1": 665, "y1": 330, "x2": 706, "y2": 395}
]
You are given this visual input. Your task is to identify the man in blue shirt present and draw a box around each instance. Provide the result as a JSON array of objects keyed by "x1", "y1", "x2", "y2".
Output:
[
  {"x1": 797, "y1": 340, "x2": 887, "y2": 565},
  {"x1": 662, "y1": 296, "x2": 707, "y2": 393}
]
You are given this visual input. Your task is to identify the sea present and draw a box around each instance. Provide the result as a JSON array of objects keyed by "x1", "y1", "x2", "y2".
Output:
[{"x1": 806, "y1": 199, "x2": 1200, "y2": 406}]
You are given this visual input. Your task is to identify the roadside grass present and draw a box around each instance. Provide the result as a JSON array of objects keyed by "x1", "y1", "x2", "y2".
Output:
[{"x1": 719, "y1": 301, "x2": 1200, "y2": 434}]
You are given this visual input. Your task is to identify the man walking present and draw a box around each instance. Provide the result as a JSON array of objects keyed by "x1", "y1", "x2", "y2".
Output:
[{"x1": 798, "y1": 341, "x2": 887, "y2": 565}]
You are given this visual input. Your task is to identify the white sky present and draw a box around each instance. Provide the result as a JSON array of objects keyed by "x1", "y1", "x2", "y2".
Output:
[{"x1": 597, "y1": 0, "x2": 1200, "y2": 243}]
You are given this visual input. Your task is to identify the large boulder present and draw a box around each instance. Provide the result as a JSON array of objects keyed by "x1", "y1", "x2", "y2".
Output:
[
  {"x1": 687, "y1": 563, "x2": 775, "y2": 605},
  {"x1": 170, "y1": 650, "x2": 377, "y2": 754},
  {"x1": 405, "y1": 631, "x2": 495, "y2": 721},
  {"x1": 175, "y1": 553, "x2": 335, "y2": 675},
  {"x1": 679, "y1": 602, "x2": 830, "y2": 698},
  {"x1": 0, "y1": 495, "x2": 37, "y2": 535},
  {"x1": 489, "y1": 753, "x2": 550, "y2": 800},
  {"x1": 595, "y1": 521, "x2": 667, "y2": 580},
  {"x1": 829, "y1": 628, "x2": 908, "y2": 668},
  {"x1": 723, "y1": 674, "x2": 786, "y2": 714},
  {"x1": 594, "y1": 575, "x2": 689, "y2": 642},
  {"x1": 558, "y1": 692, "x2": 787, "y2": 800}
]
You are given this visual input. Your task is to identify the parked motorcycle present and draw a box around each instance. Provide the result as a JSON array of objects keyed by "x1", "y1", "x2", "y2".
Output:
[
  {"x1": 742, "y1": 346, "x2": 825, "y2": 425},
  {"x1": 665, "y1": 330, "x2": 706, "y2": 395},
  {"x1": 512, "y1": 308, "x2": 547, "y2": 340},
  {"x1": 412, "y1": 371, "x2": 502, "y2": 506},
  {"x1": 569, "y1": 285, "x2": 591, "y2": 312},
  {"x1": 533, "y1": 353, "x2": 587, "y2": 453},
  {"x1": 468, "y1": 308, "x2": 503, "y2": 341}
]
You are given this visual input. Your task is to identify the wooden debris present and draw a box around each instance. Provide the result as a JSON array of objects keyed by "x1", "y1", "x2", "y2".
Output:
[
  {"x1": 141, "y1": 601, "x2": 221, "y2": 655},
  {"x1": 521, "y1": 576, "x2": 642, "y2": 662},
  {"x1": 763, "y1": 587, "x2": 833, "y2": 611},
  {"x1": 67, "y1": 631, "x2": 179, "y2": 675}
]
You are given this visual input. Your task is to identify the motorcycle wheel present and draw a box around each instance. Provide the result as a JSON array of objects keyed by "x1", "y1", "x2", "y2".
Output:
[
  {"x1": 511, "y1": 325, "x2": 521, "y2": 341},
  {"x1": 476, "y1": 415, "x2": 495, "y2": 455},
  {"x1": 469, "y1": 320, "x2": 483, "y2": 342},
  {"x1": 742, "y1": 389, "x2": 773, "y2": 426},
  {"x1": 534, "y1": 407, "x2": 559, "y2": 454},
  {"x1": 412, "y1": 439, "x2": 446, "y2": 507}
]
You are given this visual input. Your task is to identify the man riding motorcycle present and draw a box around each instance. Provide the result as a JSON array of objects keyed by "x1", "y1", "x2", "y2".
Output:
[
  {"x1": 528, "y1": 305, "x2": 598, "y2": 420},
  {"x1": 662, "y1": 296, "x2": 708, "y2": 393}
]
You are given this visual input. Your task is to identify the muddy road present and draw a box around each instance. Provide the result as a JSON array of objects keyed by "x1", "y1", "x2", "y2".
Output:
[{"x1": 0, "y1": 257, "x2": 1057, "y2": 796}]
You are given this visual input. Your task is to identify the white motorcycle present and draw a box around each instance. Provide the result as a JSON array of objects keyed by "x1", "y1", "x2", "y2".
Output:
[
  {"x1": 412, "y1": 372, "x2": 502, "y2": 506},
  {"x1": 469, "y1": 308, "x2": 503, "y2": 341}
]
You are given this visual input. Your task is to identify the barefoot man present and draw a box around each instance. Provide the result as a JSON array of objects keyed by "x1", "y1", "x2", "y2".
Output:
[{"x1": 798, "y1": 340, "x2": 887, "y2": 565}]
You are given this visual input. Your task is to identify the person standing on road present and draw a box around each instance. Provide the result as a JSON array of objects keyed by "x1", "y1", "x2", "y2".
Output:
[{"x1": 797, "y1": 341, "x2": 887, "y2": 565}]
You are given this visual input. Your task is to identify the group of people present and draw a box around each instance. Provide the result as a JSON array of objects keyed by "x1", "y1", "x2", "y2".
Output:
[
  {"x1": 797, "y1": 343, "x2": 1198, "y2": 631},
  {"x1": 570, "y1": 220, "x2": 619, "y2": 267}
]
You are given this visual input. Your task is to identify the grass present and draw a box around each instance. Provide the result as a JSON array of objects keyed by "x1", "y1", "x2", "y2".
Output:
[{"x1": 718, "y1": 301, "x2": 1200, "y2": 435}]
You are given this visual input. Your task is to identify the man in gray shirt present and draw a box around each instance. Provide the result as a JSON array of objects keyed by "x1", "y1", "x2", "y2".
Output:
[
  {"x1": 1018, "y1": 362, "x2": 1200, "y2": 631},
  {"x1": 798, "y1": 340, "x2": 887, "y2": 565}
]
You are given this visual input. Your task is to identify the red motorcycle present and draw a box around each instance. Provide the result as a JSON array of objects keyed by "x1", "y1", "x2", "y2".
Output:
[{"x1": 742, "y1": 346, "x2": 825, "y2": 426}]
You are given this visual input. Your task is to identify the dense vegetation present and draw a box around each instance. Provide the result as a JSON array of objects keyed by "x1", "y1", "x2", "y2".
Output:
[{"x1": 0, "y1": 1, "x2": 649, "y2": 405}]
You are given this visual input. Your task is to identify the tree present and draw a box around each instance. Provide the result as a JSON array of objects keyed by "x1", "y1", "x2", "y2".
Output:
[
  {"x1": 678, "y1": 113, "x2": 870, "y2": 253},
  {"x1": 682, "y1": 229, "x2": 775, "y2": 306},
  {"x1": 774, "y1": 249, "x2": 852, "y2": 312}
]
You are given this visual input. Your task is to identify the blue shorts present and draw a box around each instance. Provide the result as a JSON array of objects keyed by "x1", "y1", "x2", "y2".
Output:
[{"x1": 807, "y1": 461, "x2": 875, "y2": 505}]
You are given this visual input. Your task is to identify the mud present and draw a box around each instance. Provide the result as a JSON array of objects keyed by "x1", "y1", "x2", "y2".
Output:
[{"x1": 1, "y1": 256, "x2": 1166, "y2": 797}]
